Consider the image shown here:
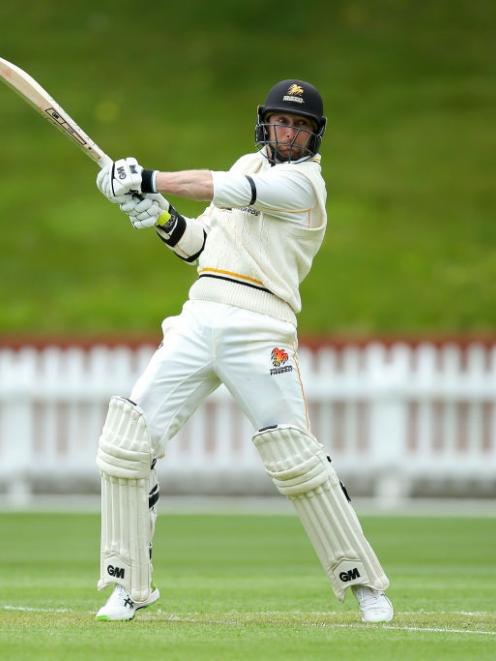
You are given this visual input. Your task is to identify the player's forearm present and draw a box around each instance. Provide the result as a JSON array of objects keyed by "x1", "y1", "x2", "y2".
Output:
[{"x1": 154, "y1": 170, "x2": 214, "y2": 201}]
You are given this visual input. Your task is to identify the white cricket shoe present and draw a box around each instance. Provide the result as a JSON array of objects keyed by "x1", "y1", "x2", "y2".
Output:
[
  {"x1": 96, "y1": 584, "x2": 160, "y2": 621},
  {"x1": 352, "y1": 585, "x2": 394, "y2": 623}
]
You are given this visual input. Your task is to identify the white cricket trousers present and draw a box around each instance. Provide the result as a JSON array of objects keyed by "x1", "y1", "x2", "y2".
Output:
[{"x1": 131, "y1": 300, "x2": 309, "y2": 457}]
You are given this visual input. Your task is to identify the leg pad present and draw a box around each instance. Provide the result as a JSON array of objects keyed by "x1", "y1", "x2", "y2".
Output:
[
  {"x1": 96, "y1": 396, "x2": 154, "y2": 603},
  {"x1": 253, "y1": 425, "x2": 389, "y2": 600}
]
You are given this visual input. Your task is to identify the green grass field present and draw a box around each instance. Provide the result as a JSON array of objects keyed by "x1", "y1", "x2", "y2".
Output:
[
  {"x1": 0, "y1": 0, "x2": 495, "y2": 336},
  {"x1": 0, "y1": 512, "x2": 494, "y2": 660}
]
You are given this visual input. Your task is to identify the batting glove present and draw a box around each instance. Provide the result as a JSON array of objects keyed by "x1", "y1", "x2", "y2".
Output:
[
  {"x1": 119, "y1": 193, "x2": 169, "y2": 229},
  {"x1": 96, "y1": 163, "x2": 118, "y2": 202},
  {"x1": 96, "y1": 157, "x2": 144, "y2": 201}
]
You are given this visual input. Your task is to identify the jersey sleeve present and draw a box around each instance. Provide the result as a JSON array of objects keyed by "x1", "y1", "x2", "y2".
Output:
[{"x1": 211, "y1": 166, "x2": 316, "y2": 215}]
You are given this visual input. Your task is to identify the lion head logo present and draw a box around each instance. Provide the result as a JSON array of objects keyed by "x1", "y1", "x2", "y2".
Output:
[
  {"x1": 271, "y1": 347, "x2": 289, "y2": 367},
  {"x1": 287, "y1": 84, "x2": 304, "y2": 96}
]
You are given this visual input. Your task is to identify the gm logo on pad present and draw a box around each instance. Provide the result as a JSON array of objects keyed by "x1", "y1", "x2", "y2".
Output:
[
  {"x1": 107, "y1": 564, "x2": 125, "y2": 579},
  {"x1": 339, "y1": 567, "x2": 361, "y2": 582}
]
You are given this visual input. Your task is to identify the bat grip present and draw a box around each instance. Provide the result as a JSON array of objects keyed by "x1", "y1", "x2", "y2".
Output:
[{"x1": 98, "y1": 153, "x2": 113, "y2": 169}]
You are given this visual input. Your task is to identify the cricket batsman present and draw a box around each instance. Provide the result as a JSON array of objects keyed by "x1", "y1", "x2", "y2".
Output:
[{"x1": 94, "y1": 79, "x2": 394, "y2": 623}]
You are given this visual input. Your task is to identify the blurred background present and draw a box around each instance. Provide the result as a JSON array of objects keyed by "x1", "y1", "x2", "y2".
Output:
[{"x1": 0, "y1": 0, "x2": 495, "y2": 509}]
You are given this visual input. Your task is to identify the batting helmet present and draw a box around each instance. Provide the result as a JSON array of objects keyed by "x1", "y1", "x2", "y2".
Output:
[{"x1": 255, "y1": 79, "x2": 326, "y2": 162}]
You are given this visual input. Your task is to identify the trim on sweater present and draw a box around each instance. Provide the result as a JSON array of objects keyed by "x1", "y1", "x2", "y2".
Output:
[
  {"x1": 198, "y1": 267, "x2": 265, "y2": 287},
  {"x1": 189, "y1": 277, "x2": 297, "y2": 326},
  {"x1": 245, "y1": 175, "x2": 257, "y2": 205},
  {"x1": 199, "y1": 273, "x2": 271, "y2": 294}
]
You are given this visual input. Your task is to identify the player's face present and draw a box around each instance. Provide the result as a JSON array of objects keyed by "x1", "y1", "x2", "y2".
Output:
[{"x1": 266, "y1": 112, "x2": 315, "y2": 160}]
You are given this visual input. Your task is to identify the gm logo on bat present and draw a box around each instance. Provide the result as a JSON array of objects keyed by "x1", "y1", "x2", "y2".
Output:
[{"x1": 45, "y1": 107, "x2": 88, "y2": 146}]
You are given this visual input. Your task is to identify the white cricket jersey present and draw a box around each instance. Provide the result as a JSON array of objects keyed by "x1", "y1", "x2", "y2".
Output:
[{"x1": 188, "y1": 151, "x2": 327, "y2": 326}]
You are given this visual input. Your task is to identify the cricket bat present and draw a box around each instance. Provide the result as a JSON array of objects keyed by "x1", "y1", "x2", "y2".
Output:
[
  {"x1": 0, "y1": 56, "x2": 111, "y2": 168},
  {"x1": 0, "y1": 57, "x2": 173, "y2": 226}
]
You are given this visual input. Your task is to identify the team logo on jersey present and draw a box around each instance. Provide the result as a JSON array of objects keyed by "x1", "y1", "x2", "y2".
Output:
[
  {"x1": 270, "y1": 347, "x2": 293, "y2": 375},
  {"x1": 239, "y1": 207, "x2": 260, "y2": 216}
]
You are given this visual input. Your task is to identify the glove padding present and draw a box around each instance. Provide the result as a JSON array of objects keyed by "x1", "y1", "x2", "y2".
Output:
[
  {"x1": 119, "y1": 193, "x2": 169, "y2": 229},
  {"x1": 96, "y1": 157, "x2": 143, "y2": 202}
]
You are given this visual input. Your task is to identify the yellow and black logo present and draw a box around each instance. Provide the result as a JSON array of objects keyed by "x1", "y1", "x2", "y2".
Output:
[{"x1": 287, "y1": 84, "x2": 304, "y2": 96}]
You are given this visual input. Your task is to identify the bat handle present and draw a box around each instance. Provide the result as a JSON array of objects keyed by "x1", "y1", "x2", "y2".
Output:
[{"x1": 98, "y1": 153, "x2": 113, "y2": 169}]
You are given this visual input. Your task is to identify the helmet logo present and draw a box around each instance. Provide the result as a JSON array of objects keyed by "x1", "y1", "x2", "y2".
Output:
[
  {"x1": 283, "y1": 83, "x2": 304, "y2": 104},
  {"x1": 287, "y1": 84, "x2": 304, "y2": 96}
]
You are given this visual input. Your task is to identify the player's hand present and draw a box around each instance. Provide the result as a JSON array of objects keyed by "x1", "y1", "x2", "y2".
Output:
[
  {"x1": 119, "y1": 193, "x2": 169, "y2": 229},
  {"x1": 112, "y1": 157, "x2": 143, "y2": 196},
  {"x1": 96, "y1": 163, "x2": 119, "y2": 202},
  {"x1": 96, "y1": 157, "x2": 143, "y2": 202}
]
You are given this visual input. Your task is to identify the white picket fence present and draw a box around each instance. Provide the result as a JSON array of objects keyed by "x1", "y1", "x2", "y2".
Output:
[{"x1": 0, "y1": 340, "x2": 495, "y2": 505}]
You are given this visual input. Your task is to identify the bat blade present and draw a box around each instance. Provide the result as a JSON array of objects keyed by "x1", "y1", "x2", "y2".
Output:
[{"x1": 0, "y1": 57, "x2": 111, "y2": 168}]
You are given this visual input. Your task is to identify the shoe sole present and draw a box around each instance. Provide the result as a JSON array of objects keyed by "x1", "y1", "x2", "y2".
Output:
[
  {"x1": 96, "y1": 588, "x2": 160, "y2": 622},
  {"x1": 361, "y1": 613, "x2": 394, "y2": 623}
]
